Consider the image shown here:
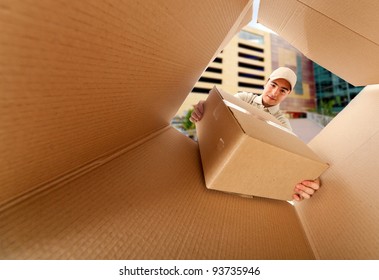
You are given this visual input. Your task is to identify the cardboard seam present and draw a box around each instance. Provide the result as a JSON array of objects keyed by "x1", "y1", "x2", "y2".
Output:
[
  {"x1": 214, "y1": 86, "x2": 249, "y2": 136},
  {"x1": 211, "y1": 133, "x2": 246, "y2": 188},
  {"x1": 258, "y1": 0, "x2": 299, "y2": 33},
  {"x1": 294, "y1": 169, "x2": 351, "y2": 260},
  {"x1": 292, "y1": 204, "x2": 317, "y2": 259},
  {"x1": 204, "y1": 87, "x2": 248, "y2": 187},
  {"x1": 0, "y1": 125, "x2": 172, "y2": 213},
  {"x1": 340, "y1": 130, "x2": 379, "y2": 165},
  {"x1": 261, "y1": 135, "x2": 328, "y2": 175},
  {"x1": 297, "y1": 0, "x2": 379, "y2": 47}
]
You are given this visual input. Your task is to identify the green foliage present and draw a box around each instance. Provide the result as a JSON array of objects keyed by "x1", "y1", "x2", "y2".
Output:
[
  {"x1": 320, "y1": 99, "x2": 336, "y2": 116},
  {"x1": 181, "y1": 109, "x2": 196, "y2": 131}
]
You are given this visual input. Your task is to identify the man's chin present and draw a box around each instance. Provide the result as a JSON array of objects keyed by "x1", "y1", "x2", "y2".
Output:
[{"x1": 263, "y1": 99, "x2": 277, "y2": 107}]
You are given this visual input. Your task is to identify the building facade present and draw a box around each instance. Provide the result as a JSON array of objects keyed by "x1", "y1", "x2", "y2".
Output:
[
  {"x1": 176, "y1": 26, "x2": 271, "y2": 116},
  {"x1": 270, "y1": 33, "x2": 317, "y2": 113},
  {"x1": 313, "y1": 63, "x2": 363, "y2": 114},
  {"x1": 175, "y1": 26, "x2": 361, "y2": 117}
]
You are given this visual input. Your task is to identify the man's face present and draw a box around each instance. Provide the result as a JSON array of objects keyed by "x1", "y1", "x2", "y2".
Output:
[{"x1": 261, "y1": 78, "x2": 291, "y2": 107}]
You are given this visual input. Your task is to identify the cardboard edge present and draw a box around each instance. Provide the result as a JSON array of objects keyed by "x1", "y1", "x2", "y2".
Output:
[
  {"x1": 209, "y1": 0, "x2": 254, "y2": 64},
  {"x1": 215, "y1": 87, "x2": 329, "y2": 168},
  {"x1": 0, "y1": 125, "x2": 172, "y2": 212},
  {"x1": 218, "y1": 135, "x2": 328, "y2": 201},
  {"x1": 196, "y1": 87, "x2": 246, "y2": 187}
]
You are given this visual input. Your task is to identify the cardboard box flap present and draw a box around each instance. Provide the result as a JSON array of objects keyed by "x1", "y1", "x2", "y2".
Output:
[
  {"x1": 258, "y1": 0, "x2": 379, "y2": 86},
  {"x1": 295, "y1": 85, "x2": 379, "y2": 259},
  {"x1": 0, "y1": 0, "x2": 252, "y2": 206},
  {"x1": 217, "y1": 88, "x2": 327, "y2": 164},
  {"x1": 197, "y1": 87, "x2": 329, "y2": 201},
  {"x1": 300, "y1": 0, "x2": 379, "y2": 44},
  {"x1": 218, "y1": 88, "x2": 284, "y2": 127},
  {"x1": 0, "y1": 127, "x2": 315, "y2": 260}
]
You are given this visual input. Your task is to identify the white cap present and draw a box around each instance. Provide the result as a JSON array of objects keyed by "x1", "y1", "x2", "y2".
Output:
[{"x1": 269, "y1": 67, "x2": 297, "y2": 92}]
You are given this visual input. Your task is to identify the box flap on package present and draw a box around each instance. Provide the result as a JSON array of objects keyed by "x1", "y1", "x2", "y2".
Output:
[
  {"x1": 258, "y1": 0, "x2": 379, "y2": 86},
  {"x1": 196, "y1": 87, "x2": 328, "y2": 201}
]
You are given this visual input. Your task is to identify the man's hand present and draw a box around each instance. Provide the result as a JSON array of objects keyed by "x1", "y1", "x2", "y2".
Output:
[
  {"x1": 189, "y1": 100, "x2": 205, "y2": 123},
  {"x1": 293, "y1": 178, "x2": 321, "y2": 201}
]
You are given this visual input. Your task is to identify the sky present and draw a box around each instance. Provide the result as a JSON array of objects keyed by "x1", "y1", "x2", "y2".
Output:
[{"x1": 248, "y1": 0, "x2": 276, "y2": 34}]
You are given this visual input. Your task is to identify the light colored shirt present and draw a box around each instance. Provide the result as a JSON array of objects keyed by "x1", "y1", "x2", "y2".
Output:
[{"x1": 234, "y1": 91, "x2": 292, "y2": 131}]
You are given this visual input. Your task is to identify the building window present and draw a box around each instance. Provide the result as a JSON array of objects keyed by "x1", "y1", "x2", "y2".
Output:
[
  {"x1": 238, "y1": 43, "x2": 264, "y2": 53},
  {"x1": 213, "y1": 57, "x2": 223, "y2": 63},
  {"x1": 238, "y1": 52, "x2": 264, "y2": 62},
  {"x1": 238, "y1": 62, "x2": 264, "y2": 71},
  {"x1": 198, "y1": 77, "x2": 222, "y2": 84},
  {"x1": 238, "y1": 82, "x2": 264, "y2": 89},
  {"x1": 239, "y1": 31, "x2": 264, "y2": 44},
  {"x1": 205, "y1": 67, "x2": 222, "y2": 74},
  {"x1": 192, "y1": 87, "x2": 211, "y2": 94},
  {"x1": 238, "y1": 72, "x2": 265, "y2": 80}
]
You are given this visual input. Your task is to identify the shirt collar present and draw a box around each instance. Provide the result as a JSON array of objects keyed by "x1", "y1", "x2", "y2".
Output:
[{"x1": 254, "y1": 95, "x2": 281, "y2": 114}]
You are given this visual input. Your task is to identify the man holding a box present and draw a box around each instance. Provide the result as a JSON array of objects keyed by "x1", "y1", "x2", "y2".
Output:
[{"x1": 190, "y1": 67, "x2": 320, "y2": 201}]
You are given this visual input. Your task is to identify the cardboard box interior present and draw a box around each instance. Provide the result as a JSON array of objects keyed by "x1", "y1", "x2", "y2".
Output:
[
  {"x1": 1, "y1": 0, "x2": 378, "y2": 259},
  {"x1": 297, "y1": 85, "x2": 379, "y2": 259}
]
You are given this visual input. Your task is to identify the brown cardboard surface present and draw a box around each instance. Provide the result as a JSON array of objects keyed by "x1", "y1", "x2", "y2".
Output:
[
  {"x1": 258, "y1": 0, "x2": 379, "y2": 86},
  {"x1": 0, "y1": 0, "x2": 252, "y2": 206},
  {"x1": 300, "y1": 0, "x2": 379, "y2": 43},
  {"x1": 0, "y1": 127, "x2": 314, "y2": 259},
  {"x1": 0, "y1": 0, "x2": 316, "y2": 261},
  {"x1": 221, "y1": 89, "x2": 284, "y2": 127},
  {"x1": 296, "y1": 85, "x2": 379, "y2": 259},
  {"x1": 257, "y1": 0, "x2": 379, "y2": 259},
  {"x1": 196, "y1": 87, "x2": 328, "y2": 201},
  {"x1": 2, "y1": 0, "x2": 378, "y2": 261}
]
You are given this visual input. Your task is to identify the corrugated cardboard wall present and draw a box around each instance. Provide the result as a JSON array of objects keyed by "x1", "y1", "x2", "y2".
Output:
[
  {"x1": 296, "y1": 85, "x2": 379, "y2": 259},
  {"x1": 0, "y1": 0, "x2": 318, "y2": 260},
  {"x1": 258, "y1": 0, "x2": 379, "y2": 86},
  {"x1": 0, "y1": 0, "x2": 251, "y2": 205},
  {"x1": 0, "y1": 126, "x2": 315, "y2": 259}
]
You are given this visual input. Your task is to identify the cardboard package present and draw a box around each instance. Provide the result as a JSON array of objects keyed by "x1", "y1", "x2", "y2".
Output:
[
  {"x1": 196, "y1": 87, "x2": 328, "y2": 201},
  {"x1": 1, "y1": 0, "x2": 379, "y2": 260}
]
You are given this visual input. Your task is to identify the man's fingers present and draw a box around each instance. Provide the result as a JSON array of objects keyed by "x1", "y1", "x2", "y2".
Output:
[
  {"x1": 197, "y1": 101, "x2": 204, "y2": 114},
  {"x1": 300, "y1": 192, "x2": 311, "y2": 199},
  {"x1": 301, "y1": 180, "x2": 320, "y2": 191},
  {"x1": 190, "y1": 101, "x2": 205, "y2": 123},
  {"x1": 294, "y1": 189, "x2": 311, "y2": 200},
  {"x1": 295, "y1": 183, "x2": 316, "y2": 196},
  {"x1": 293, "y1": 179, "x2": 321, "y2": 202},
  {"x1": 190, "y1": 110, "x2": 202, "y2": 123}
]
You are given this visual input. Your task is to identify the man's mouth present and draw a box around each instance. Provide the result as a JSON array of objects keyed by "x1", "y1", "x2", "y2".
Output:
[{"x1": 268, "y1": 95, "x2": 276, "y2": 101}]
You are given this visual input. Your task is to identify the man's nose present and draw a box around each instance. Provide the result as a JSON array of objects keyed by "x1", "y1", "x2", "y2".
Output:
[{"x1": 272, "y1": 87, "x2": 279, "y2": 96}]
